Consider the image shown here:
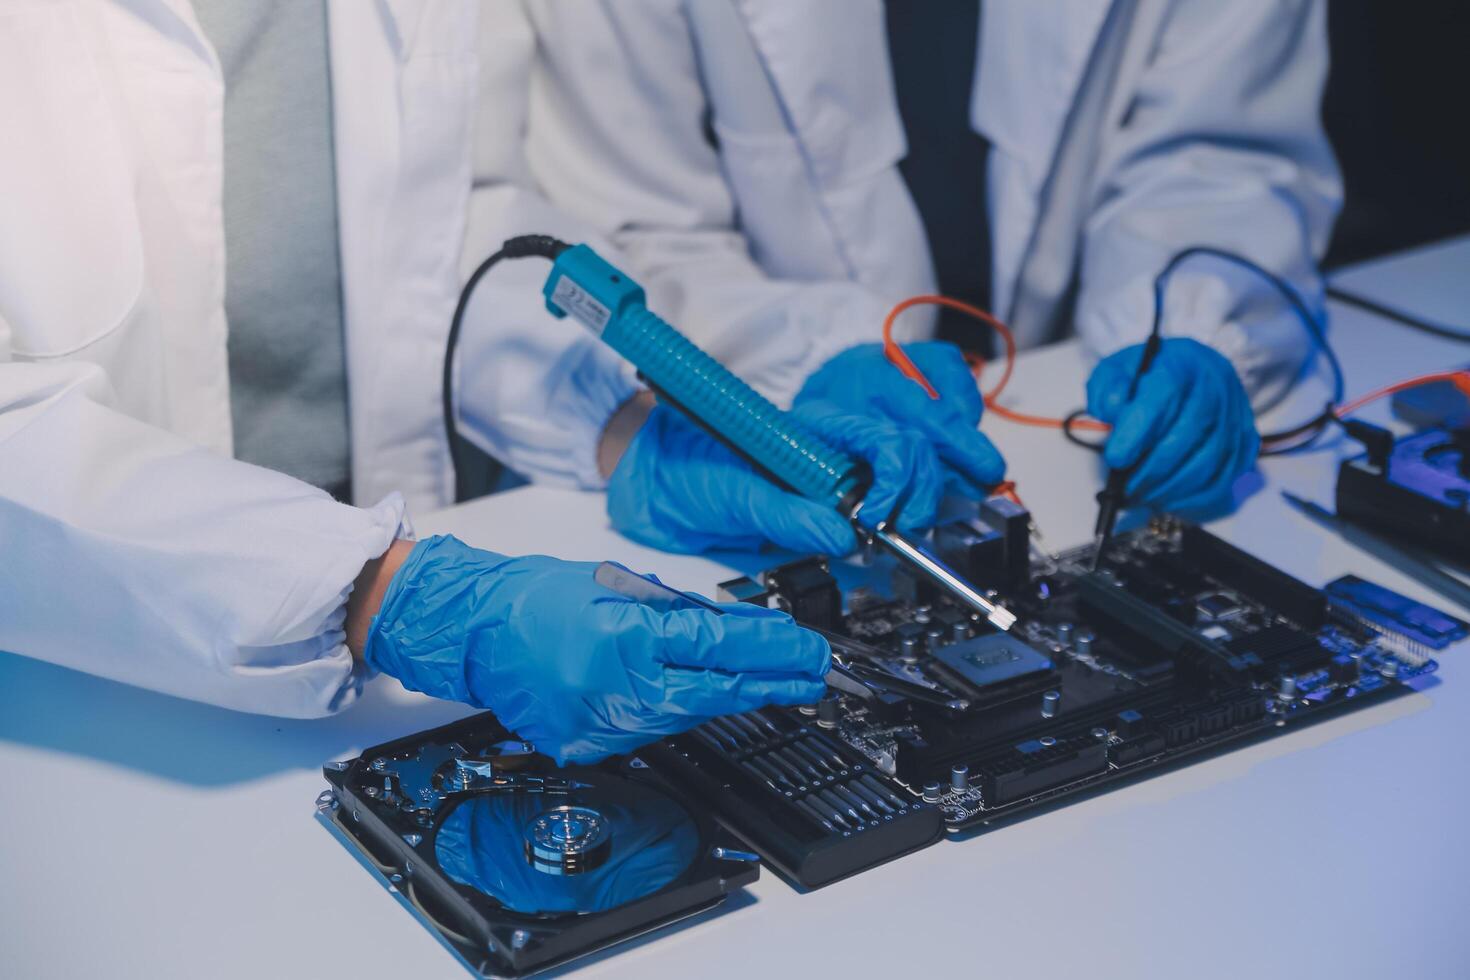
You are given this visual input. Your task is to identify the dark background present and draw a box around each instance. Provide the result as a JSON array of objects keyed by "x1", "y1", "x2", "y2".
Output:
[{"x1": 1323, "y1": 1, "x2": 1470, "y2": 267}]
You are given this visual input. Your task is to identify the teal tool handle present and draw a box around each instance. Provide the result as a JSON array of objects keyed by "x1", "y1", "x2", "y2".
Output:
[{"x1": 543, "y1": 244, "x2": 863, "y2": 507}]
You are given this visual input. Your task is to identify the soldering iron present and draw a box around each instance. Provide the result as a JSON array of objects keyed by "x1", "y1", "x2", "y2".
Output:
[{"x1": 445, "y1": 236, "x2": 1016, "y2": 632}]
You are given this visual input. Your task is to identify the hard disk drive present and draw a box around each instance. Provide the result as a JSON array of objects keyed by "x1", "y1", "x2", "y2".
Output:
[{"x1": 317, "y1": 715, "x2": 758, "y2": 978}]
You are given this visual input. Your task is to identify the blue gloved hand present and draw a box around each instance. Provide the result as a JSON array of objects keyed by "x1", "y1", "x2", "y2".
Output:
[
  {"x1": 607, "y1": 401, "x2": 943, "y2": 556},
  {"x1": 365, "y1": 535, "x2": 830, "y2": 765},
  {"x1": 1086, "y1": 338, "x2": 1260, "y2": 513},
  {"x1": 794, "y1": 342, "x2": 1006, "y2": 497}
]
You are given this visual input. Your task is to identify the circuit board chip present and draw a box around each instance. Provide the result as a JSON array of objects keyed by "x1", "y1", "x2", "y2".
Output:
[{"x1": 934, "y1": 634, "x2": 1053, "y2": 689}]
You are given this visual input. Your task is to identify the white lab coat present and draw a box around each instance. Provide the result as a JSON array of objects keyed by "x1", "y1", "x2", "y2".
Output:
[
  {"x1": 461, "y1": 0, "x2": 1342, "y2": 483},
  {"x1": 0, "y1": 0, "x2": 480, "y2": 716},
  {"x1": 0, "y1": 0, "x2": 1339, "y2": 718}
]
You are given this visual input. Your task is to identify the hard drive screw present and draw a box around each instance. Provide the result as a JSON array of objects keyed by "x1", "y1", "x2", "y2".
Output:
[
  {"x1": 364, "y1": 786, "x2": 380, "y2": 798},
  {"x1": 370, "y1": 757, "x2": 388, "y2": 772},
  {"x1": 315, "y1": 790, "x2": 336, "y2": 812},
  {"x1": 401, "y1": 833, "x2": 423, "y2": 847},
  {"x1": 1090, "y1": 727, "x2": 1108, "y2": 740},
  {"x1": 1039, "y1": 736, "x2": 1057, "y2": 747},
  {"x1": 324, "y1": 760, "x2": 349, "y2": 772},
  {"x1": 711, "y1": 848, "x2": 761, "y2": 863},
  {"x1": 511, "y1": 930, "x2": 531, "y2": 950}
]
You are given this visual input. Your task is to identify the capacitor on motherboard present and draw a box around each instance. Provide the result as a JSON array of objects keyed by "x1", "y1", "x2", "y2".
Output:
[
  {"x1": 922, "y1": 781, "x2": 942, "y2": 803},
  {"x1": 1056, "y1": 622, "x2": 1074, "y2": 646},
  {"x1": 1075, "y1": 630, "x2": 1095, "y2": 658},
  {"x1": 899, "y1": 633, "x2": 922, "y2": 663},
  {"x1": 1041, "y1": 689, "x2": 1061, "y2": 718},
  {"x1": 817, "y1": 695, "x2": 840, "y2": 729},
  {"x1": 950, "y1": 620, "x2": 972, "y2": 644},
  {"x1": 925, "y1": 625, "x2": 946, "y2": 652},
  {"x1": 1277, "y1": 675, "x2": 1297, "y2": 699},
  {"x1": 950, "y1": 764, "x2": 970, "y2": 793}
]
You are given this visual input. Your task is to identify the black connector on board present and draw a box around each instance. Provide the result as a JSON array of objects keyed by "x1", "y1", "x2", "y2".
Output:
[{"x1": 1180, "y1": 525, "x2": 1329, "y2": 631}]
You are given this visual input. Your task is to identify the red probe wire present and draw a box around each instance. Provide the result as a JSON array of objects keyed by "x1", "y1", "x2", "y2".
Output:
[
  {"x1": 881, "y1": 294, "x2": 1110, "y2": 433},
  {"x1": 880, "y1": 295, "x2": 1470, "y2": 458}
]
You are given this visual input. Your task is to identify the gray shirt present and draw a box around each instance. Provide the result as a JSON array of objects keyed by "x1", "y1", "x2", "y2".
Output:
[{"x1": 194, "y1": 0, "x2": 352, "y2": 498}]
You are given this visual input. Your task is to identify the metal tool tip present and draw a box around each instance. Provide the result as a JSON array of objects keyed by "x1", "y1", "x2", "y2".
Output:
[{"x1": 987, "y1": 605, "x2": 1018, "y2": 632}]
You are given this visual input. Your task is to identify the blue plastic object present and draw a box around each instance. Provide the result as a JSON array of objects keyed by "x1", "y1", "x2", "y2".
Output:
[
  {"x1": 543, "y1": 245, "x2": 863, "y2": 507},
  {"x1": 364, "y1": 535, "x2": 831, "y2": 765}
]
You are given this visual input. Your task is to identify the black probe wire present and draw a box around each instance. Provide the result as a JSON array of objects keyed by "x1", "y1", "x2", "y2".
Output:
[
  {"x1": 1063, "y1": 246, "x2": 1348, "y2": 458},
  {"x1": 1324, "y1": 285, "x2": 1470, "y2": 344},
  {"x1": 442, "y1": 235, "x2": 570, "y2": 502}
]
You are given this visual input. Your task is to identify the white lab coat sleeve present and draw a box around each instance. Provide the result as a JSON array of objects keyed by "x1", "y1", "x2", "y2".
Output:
[
  {"x1": 1074, "y1": 0, "x2": 1342, "y2": 407},
  {"x1": 452, "y1": 1, "x2": 910, "y2": 489},
  {"x1": 0, "y1": 362, "x2": 408, "y2": 717}
]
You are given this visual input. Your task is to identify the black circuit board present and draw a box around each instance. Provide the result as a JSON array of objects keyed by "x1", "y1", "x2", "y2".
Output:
[{"x1": 722, "y1": 518, "x2": 1436, "y2": 835}]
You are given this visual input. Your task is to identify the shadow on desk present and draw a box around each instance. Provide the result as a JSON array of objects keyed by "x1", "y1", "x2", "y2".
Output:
[{"x1": 0, "y1": 651, "x2": 477, "y2": 787}]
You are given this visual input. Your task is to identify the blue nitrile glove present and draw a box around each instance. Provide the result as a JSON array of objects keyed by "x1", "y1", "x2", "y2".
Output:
[
  {"x1": 364, "y1": 535, "x2": 830, "y2": 765},
  {"x1": 1086, "y1": 338, "x2": 1260, "y2": 513},
  {"x1": 794, "y1": 342, "x2": 1006, "y2": 497},
  {"x1": 607, "y1": 401, "x2": 944, "y2": 556}
]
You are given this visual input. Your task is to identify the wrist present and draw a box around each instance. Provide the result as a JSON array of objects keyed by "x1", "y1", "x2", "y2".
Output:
[
  {"x1": 597, "y1": 390, "x2": 657, "y2": 479},
  {"x1": 346, "y1": 537, "x2": 416, "y2": 659}
]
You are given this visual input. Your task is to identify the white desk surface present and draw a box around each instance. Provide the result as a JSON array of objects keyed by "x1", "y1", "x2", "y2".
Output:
[{"x1": 3, "y1": 238, "x2": 1468, "y2": 980}]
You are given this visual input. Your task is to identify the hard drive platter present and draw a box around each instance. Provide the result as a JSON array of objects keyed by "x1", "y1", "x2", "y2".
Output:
[{"x1": 434, "y1": 771, "x2": 700, "y2": 916}]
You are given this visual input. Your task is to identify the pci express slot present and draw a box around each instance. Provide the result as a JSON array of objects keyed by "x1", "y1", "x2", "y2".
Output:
[
  {"x1": 968, "y1": 687, "x2": 1270, "y2": 808},
  {"x1": 1074, "y1": 571, "x2": 1248, "y2": 680},
  {"x1": 643, "y1": 712, "x2": 943, "y2": 888}
]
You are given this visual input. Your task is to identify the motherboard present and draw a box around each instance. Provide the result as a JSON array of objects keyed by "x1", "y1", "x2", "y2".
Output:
[
  {"x1": 641, "y1": 505, "x2": 1437, "y2": 885},
  {"x1": 319, "y1": 504, "x2": 1445, "y2": 976}
]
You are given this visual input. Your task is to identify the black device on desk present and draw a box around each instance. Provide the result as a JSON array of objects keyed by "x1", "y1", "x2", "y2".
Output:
[
  {"x1": 315, "y1": 505, "x2": 1441, "y2": 978},
  {"x1": 1336, "y1": 424, "x2": 1470, "y2": 562}
]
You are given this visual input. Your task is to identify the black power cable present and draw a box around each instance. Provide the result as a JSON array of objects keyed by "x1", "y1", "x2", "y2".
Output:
[
  {"x1": 442, "y1": 235, "x2": 570, "y2": 502},
  {"x1": 1325, "y1": 285, "x2": 1470, "y2": 343}
]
